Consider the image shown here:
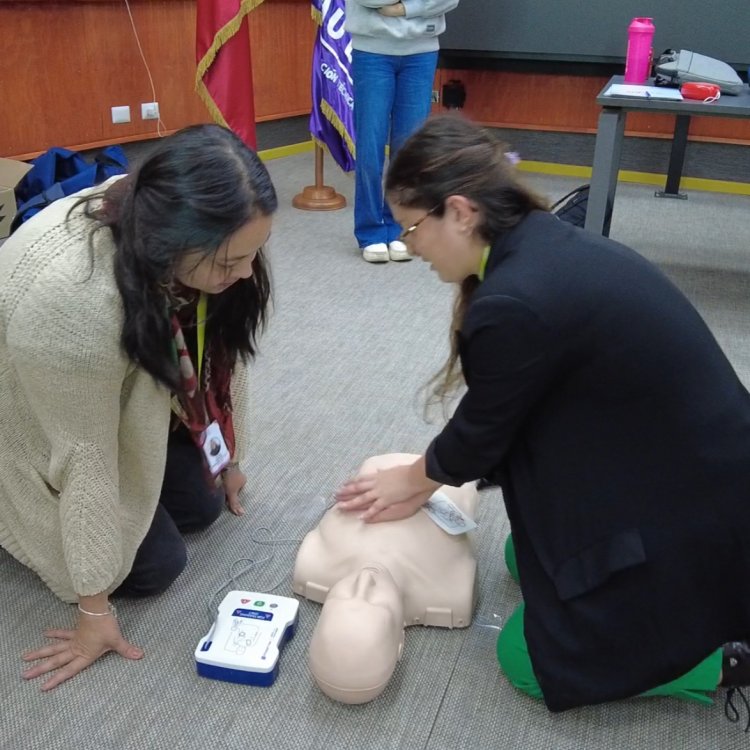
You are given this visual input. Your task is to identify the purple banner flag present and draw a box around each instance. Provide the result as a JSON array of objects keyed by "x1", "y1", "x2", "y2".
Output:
[{"x1": 309, "y1": 0, "x2": 355, "y2": 172}]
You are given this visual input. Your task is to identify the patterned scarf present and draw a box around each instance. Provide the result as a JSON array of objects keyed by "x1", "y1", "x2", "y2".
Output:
[{"x1": 169, "y1": 298, "x2": 235, "y2": 465}]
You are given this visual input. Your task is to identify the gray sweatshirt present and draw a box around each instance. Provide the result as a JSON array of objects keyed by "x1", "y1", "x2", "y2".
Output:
[{"x1": 345, "y1": 0, "x2": 460, "y2": 55}]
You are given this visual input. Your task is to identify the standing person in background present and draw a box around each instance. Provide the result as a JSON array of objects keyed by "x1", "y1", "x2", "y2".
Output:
[
  {"x1": 346, "y1": 0, "x2": 459, "y2": 263},
  {"x1": 0, "y1": 124, "x2": 277, "y2": 691}
]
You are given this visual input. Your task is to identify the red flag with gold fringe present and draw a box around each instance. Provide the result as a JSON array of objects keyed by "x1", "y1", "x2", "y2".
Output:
[{"x1": 195, "y1": 0, "x2": 264, "y2": 149}]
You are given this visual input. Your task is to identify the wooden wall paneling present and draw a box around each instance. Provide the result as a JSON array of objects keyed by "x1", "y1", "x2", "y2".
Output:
[
  {"x1": 116, "y1": 0, "x2": 208, "y2": 136},
  {"x1": 0, "y1": 1, "x2": 208, "y2": 158},
  {"x1": 436, "y1": 69, "x2": 606, "y2": 133},
  {"x1": 0, "y1": 4, "x2": 104, "y2": 156},
  {"x1": 80, "y1": 1, "x2": 207, "y2": 145},
  {"x1": 249, "y1": 1, "x2": 315, "y2": 121},
  {"x1": 1, "y1": 2, "x2": 747, "y2": 159},
  {"x1": 0, "y1": 0, "x2": 314, "y2": 159},
  {"x1": 435, "y1": 69, "x2": 750, "y2": 146}
]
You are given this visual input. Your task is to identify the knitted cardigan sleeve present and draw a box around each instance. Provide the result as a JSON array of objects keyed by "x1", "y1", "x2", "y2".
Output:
[
  {"x1": 230, "y1": 357, "x2": 250, "y2": 466},
  {"x1": 7, "y1": 261, "x2": 130, "y2": 597}
]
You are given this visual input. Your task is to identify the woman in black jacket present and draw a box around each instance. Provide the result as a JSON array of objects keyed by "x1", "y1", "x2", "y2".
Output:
[{"x1": 336, "y1": 114, "x2": 750, "y2": 712}]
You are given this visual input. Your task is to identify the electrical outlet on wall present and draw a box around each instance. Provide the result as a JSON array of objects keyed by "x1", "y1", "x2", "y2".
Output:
[
  {"x1": 141, "y1": 102, "x2": 160, "y2": 120},
  {"x1": 111, "y1": 106, "x2": 131, "y2": 124}
]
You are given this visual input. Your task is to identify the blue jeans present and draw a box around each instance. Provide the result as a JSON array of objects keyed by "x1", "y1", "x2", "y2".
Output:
[{"x1": 352, "y1": 49, "x2": 438, "y2": 248}]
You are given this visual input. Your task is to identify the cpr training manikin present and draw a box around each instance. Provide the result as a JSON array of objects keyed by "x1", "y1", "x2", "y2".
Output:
[{"x1": 293, "y1": 454, "x2": 478, "y2": 704}]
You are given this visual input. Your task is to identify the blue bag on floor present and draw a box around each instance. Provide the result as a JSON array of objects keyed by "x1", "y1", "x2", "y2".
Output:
[{"x1": 11, "y1": 145, "x2": 128, "y2": 232}]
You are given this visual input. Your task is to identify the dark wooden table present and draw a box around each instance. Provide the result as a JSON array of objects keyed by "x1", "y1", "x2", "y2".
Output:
[{"x1": 585, "y1": 75, "x2": 750, "y2": 236}]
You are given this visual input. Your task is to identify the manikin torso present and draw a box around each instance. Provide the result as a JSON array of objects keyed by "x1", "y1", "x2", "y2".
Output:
[{"x1": 293, "y1": 454, "x2": 478, "y2": 703}]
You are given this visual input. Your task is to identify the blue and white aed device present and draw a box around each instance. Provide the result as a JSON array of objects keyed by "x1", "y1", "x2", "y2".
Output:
[{"x1": 195, "y1": 590, "x2": 299, "y2": 686}]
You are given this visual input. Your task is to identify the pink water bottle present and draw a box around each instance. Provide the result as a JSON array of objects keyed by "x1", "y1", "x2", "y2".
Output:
[{"x1": 624, "y1": 17, "x2": 655, "y2": 84}]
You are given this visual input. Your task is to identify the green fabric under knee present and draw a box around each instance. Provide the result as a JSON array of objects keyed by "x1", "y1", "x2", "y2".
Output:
[
  {"x1": 496, "y1": 604, "x2": 544, "y2": 699},
  {"x1": 496, "y1": 604, "x2": 723, "y2": 705}
]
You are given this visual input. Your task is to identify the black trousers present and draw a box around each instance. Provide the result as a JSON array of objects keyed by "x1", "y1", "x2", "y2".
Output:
[{"x1": 114, "y1": 426, "x2": 224, "y2": 598}]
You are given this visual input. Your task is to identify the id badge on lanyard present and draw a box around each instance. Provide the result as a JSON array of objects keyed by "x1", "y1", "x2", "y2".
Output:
[{"x1": 201, "y1": 420, "x2": 230, "y2": 475}]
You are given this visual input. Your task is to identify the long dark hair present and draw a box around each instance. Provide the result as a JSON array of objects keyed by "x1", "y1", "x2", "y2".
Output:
[
  {"x1": 75, "y1": 124, "x2": 277, "y2": 390},
  {"x1": 385, "y1": 114, "x2": 548, "y2": 405}
]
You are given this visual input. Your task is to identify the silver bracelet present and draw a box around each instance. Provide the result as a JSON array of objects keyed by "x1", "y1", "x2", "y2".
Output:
[{"x1": 77, "y1": 602, "x2": 117, "y2": 618}]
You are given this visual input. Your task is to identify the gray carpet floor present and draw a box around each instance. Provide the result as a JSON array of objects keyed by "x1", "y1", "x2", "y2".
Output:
[{"x1": 1, "y1": 153, "x2": 749, "y2": 750}]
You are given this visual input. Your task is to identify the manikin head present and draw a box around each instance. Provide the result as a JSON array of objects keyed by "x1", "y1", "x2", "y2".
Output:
[
  {"x1": 295, "y1": 453, "x2": 479, "y2": 704},
  {"x1": 308, "y1": 565, "x2": 405, "y2": 704}
]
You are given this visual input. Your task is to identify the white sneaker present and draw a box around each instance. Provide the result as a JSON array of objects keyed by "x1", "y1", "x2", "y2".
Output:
[
  {"x1": 388, "y1": 240, "x2": 412, "y2": 262},
  {"x1": 362, "y1": 243, "x2": 389, "y2": 263}
]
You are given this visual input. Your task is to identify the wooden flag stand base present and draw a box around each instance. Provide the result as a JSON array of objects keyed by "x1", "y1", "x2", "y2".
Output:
[{"x1": 292, "y1": 144, "x2": 346, "y2": 211}]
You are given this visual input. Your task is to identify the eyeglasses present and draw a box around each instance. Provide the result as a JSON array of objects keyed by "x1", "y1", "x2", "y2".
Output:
[{"x1": 398, "y1": 204, "x2": 441, "y2": 243}]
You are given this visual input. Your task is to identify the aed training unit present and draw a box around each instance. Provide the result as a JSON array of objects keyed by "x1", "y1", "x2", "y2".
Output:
[{"x1": 195, "y1": 591, "x2": 299, "y2": 686}]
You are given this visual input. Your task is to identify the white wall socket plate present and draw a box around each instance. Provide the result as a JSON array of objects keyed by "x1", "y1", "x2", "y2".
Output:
[
  {"x1": 111, "y1": 105, "x2": 131, "y2": 124},
  {"x1": 141, "y1": 102, "x2": 159, "y2": 120}
]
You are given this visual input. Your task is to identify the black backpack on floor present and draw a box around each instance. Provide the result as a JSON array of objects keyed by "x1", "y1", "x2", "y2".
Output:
[
  {"x1": 551, "y1": 183, "x2": 613, "y2": 230},
  {"x1": 550, "y1": 184, "x2": 590, "y2": 228}
]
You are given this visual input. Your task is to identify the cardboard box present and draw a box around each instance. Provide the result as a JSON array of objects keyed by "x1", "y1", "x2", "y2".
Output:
[{"x1": 0, "y1": 157, "x2": 33, "y2": 239}]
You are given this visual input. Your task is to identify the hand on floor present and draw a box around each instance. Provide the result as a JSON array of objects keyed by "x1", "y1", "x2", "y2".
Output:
[
  {"x1": 223, "y1": 466, "x2": 247, "y2": 516},
  {"x1": 22, "y1": 613, "x2": 143, "y2": 691}
]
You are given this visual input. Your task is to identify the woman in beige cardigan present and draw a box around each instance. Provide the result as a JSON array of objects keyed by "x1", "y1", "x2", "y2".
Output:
[{"x1": 0, "y1": 124, "x2": 277, "y2": 690}]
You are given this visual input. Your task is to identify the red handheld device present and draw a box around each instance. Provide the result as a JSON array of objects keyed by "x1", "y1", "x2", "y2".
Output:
[{"x1": 680, "y1": 82, "x2": 721, "y2": 101}]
